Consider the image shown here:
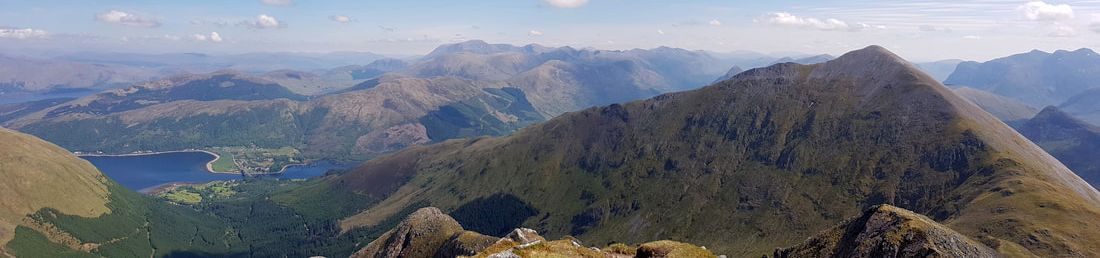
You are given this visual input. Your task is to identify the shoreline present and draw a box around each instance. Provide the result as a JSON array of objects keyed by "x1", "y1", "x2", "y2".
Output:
[{"x1": 77, "y1": 149, "x2": 309, "y2": 176}]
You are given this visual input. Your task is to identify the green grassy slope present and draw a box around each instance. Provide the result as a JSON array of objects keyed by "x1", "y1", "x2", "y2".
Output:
[
  {"x1": 0, "y1": 127, "x2": 246, "y2": 257},
  {"x1": 334, "y1": 46, "x2": 1100, "y2": 257}
]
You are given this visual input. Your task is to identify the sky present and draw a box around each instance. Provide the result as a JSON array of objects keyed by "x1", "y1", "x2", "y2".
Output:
[{"x1": 2, "y1": 0, "x2": 1100, "y2": 61}]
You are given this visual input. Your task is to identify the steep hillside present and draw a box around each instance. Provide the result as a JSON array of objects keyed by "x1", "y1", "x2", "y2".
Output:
[
  {"x1": 0, "y1": 98, "x2": 73, "y2": 123},
  {"x1": 333, "y1": 46, "x2": 1100, "y2": 257},
  {"x1": 953, "y1": 87, "x2": 1038, "y2": 123},
  {"x1": 0, "y1": 128, "x2": 242, "y2": 257},
  {"x1": 945, "y1": 48, "x2": 1100, "y2": 107},
  {"x1": 1016, "y1": 107, "x2": 1100, "y2": 189}
]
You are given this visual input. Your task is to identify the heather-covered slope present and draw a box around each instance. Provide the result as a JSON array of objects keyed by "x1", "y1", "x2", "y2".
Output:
[{"x1": 333, "y1": 46, "x2": 1100, "y2": 257}]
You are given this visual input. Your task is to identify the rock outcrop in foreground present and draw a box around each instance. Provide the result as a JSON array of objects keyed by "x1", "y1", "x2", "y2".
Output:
[
  {"x1": 350, "y1": 207, "x2": 497, "y2": 258},
  {"x1": 773, "y1": 205, "x2": 998, "y2": 258}
]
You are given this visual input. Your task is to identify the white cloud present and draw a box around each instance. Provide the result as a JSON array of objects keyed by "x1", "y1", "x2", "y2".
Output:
[
  {"x1": 95, "y1": 10, "x2": 160, "y2": 28},
  {"x1": 0, "y1": 27, "x2": 48, "y2": 39},
  {"x1": 543, "y1": 0, "x2": 589, "y2": 8},
  {"x1": 709, "y1": 19, "x2": 722, "y2": 26},
  {"x1": 330, "y1": 15, "x2": 352, "y2": 23},
  {"x1": 244, "y1": 14, "x2": 283, "y2": 29},
  {"x1": 1017, "y1": 1, "x2": 1074, "y2": 21},
  {"x1": 657, "y1": 29, "x2": 665, "y2": 35},
  {"x1": 765, "y1": 12, "x2": 850, "y2": 31},
  {"x1": 528, "y1": 30, "x2": 544, "y2": 36},
  {"x1": 1092, "y1": 23, "x2": 1100, "y2": 33},
  {"x1": 1047, "y1": 24, "x2": 1076, "y2": 37},
  {"x1": 919, "y1": 25, "x2": 952, "y2": 32},
  {"x1": 192, "y1": 32, "x2": 223, "y2": 42},
  {"x1": 963, "y1": 35, "x2": 981, "y2": 40},
  {"x1": 261, "y1": 0, "x2": 293, "y2": 6}
]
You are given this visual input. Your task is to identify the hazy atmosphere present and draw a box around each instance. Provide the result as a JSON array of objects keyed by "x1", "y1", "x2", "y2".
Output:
[
  {"x1": 4, "y1": 1, "x2": 1100, "y2": 258},
  {"x1": 3, "y1": 0, "x2": 1100, "y2": 60}
]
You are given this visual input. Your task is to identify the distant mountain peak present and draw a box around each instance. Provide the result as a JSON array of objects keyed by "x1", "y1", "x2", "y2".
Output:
[{"x1": 1032, "y1": 106, "x2": 1099, "y2": 130}]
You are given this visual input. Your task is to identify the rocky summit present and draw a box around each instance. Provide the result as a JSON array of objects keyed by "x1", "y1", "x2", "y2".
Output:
[{"x1": 773, "y1": 205, "x2": 998, "y2": 258}]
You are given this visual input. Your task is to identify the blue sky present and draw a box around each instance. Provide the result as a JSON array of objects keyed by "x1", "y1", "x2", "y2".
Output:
[{"x1": 1, "y1": 0, "x2": 1099, "y2": 61}]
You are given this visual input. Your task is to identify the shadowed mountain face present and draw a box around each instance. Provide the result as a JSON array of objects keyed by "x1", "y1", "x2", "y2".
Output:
[
  {"x1": 333, "y1": 46, "x2": 1100, "y2": 257},
  {"x1": 945, "y1": 48, "x2": 1100, "y2": 107},
  {"x1": 1016, "y1": 107, "x2": 1100, "y2": 189}
]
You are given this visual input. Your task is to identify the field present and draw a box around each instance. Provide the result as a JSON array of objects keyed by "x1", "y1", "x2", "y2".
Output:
[{"x1": 206, "y1": 146, "x2": 305, "y2": 175}]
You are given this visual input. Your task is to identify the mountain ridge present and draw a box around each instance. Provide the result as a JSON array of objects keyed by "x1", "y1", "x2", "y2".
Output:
[{"x1": 331, "y1": 45, "x2": 1100, "y2": 257}]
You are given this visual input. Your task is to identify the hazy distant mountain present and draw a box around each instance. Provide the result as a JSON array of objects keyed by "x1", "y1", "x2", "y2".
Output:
[
  {"x1": 9, "y1": 73, "x2": 542, "y2": 160},
  {"x1": 915, "y1": 59, "x2": 964, "y2": 82},
  {"x1": 945, "y1": 48, "x2": 1100, "y2": 107},
  {"x1": 332, "y1": 46, "x2": 1100, "y2": 257},
  {"x1": 1016, "y1": 106, "x2": 1100, "y2": 189},
  {"x1": 408, "y1": 41, "x2": 728, "y2": 116},
  {"x1": 713, "y1": 65, "x2": 745, "y2": 83},
  {"x1": 768, "y1": 54, "x2": 835, "y2": 65},
  {"x1": 0, "y1": 54, "x2": 161, "y2": 101},
  {"x1": 953, "y1": 87, "x2": 1038, "y2": 123},
  {"x1": 58, "y1": 51, "x2": 386, "y2": 73},
  {"x1": 1059, "y1": 87, "x2": 1100, "y2": 125}
]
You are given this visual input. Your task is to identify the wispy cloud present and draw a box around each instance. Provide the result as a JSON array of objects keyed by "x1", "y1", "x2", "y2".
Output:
[
  {"x1": 242, "y1": 14, "x2": 283, "y2": 29},
  {"x1": 528, "y1": 30, "x2": 544, "y2": 36},
  {"x1": 260, "y1": 0, "x2": 293, "y2": 6},
  {"x1": 95, "y1": 10, "x2": 160, "y2": 28},
  {"x1": 330, "y1": 15, "x2": 352, "y2": 24},
  {"x1": 0, "y1": 27, "x2": 48, "y2": 39},
  {"x1": 765, "y1": 12, "x2": 848, "y2": 30},
  {"x1": 543, "y1": 0, "x2": 588, "y2": 9}
]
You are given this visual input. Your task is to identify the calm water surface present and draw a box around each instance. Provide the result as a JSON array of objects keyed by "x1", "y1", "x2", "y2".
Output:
[{"x1": 81, "y1": 151, "x2": 348, "y2": 192}]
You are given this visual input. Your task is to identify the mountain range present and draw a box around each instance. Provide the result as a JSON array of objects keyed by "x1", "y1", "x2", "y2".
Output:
[
  {"x1": 328, "y1": 46, "x2": 1100, "y2": 257},
  {"x1": 5, "y1": 41, "x2": 729, "y2": 160},
  {"x1": 945, "y1": 48, "x2": 1100, "y2": 109},
  {"x1": 1, "y1": 45, "x2": 1099, "y2": 257}
]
